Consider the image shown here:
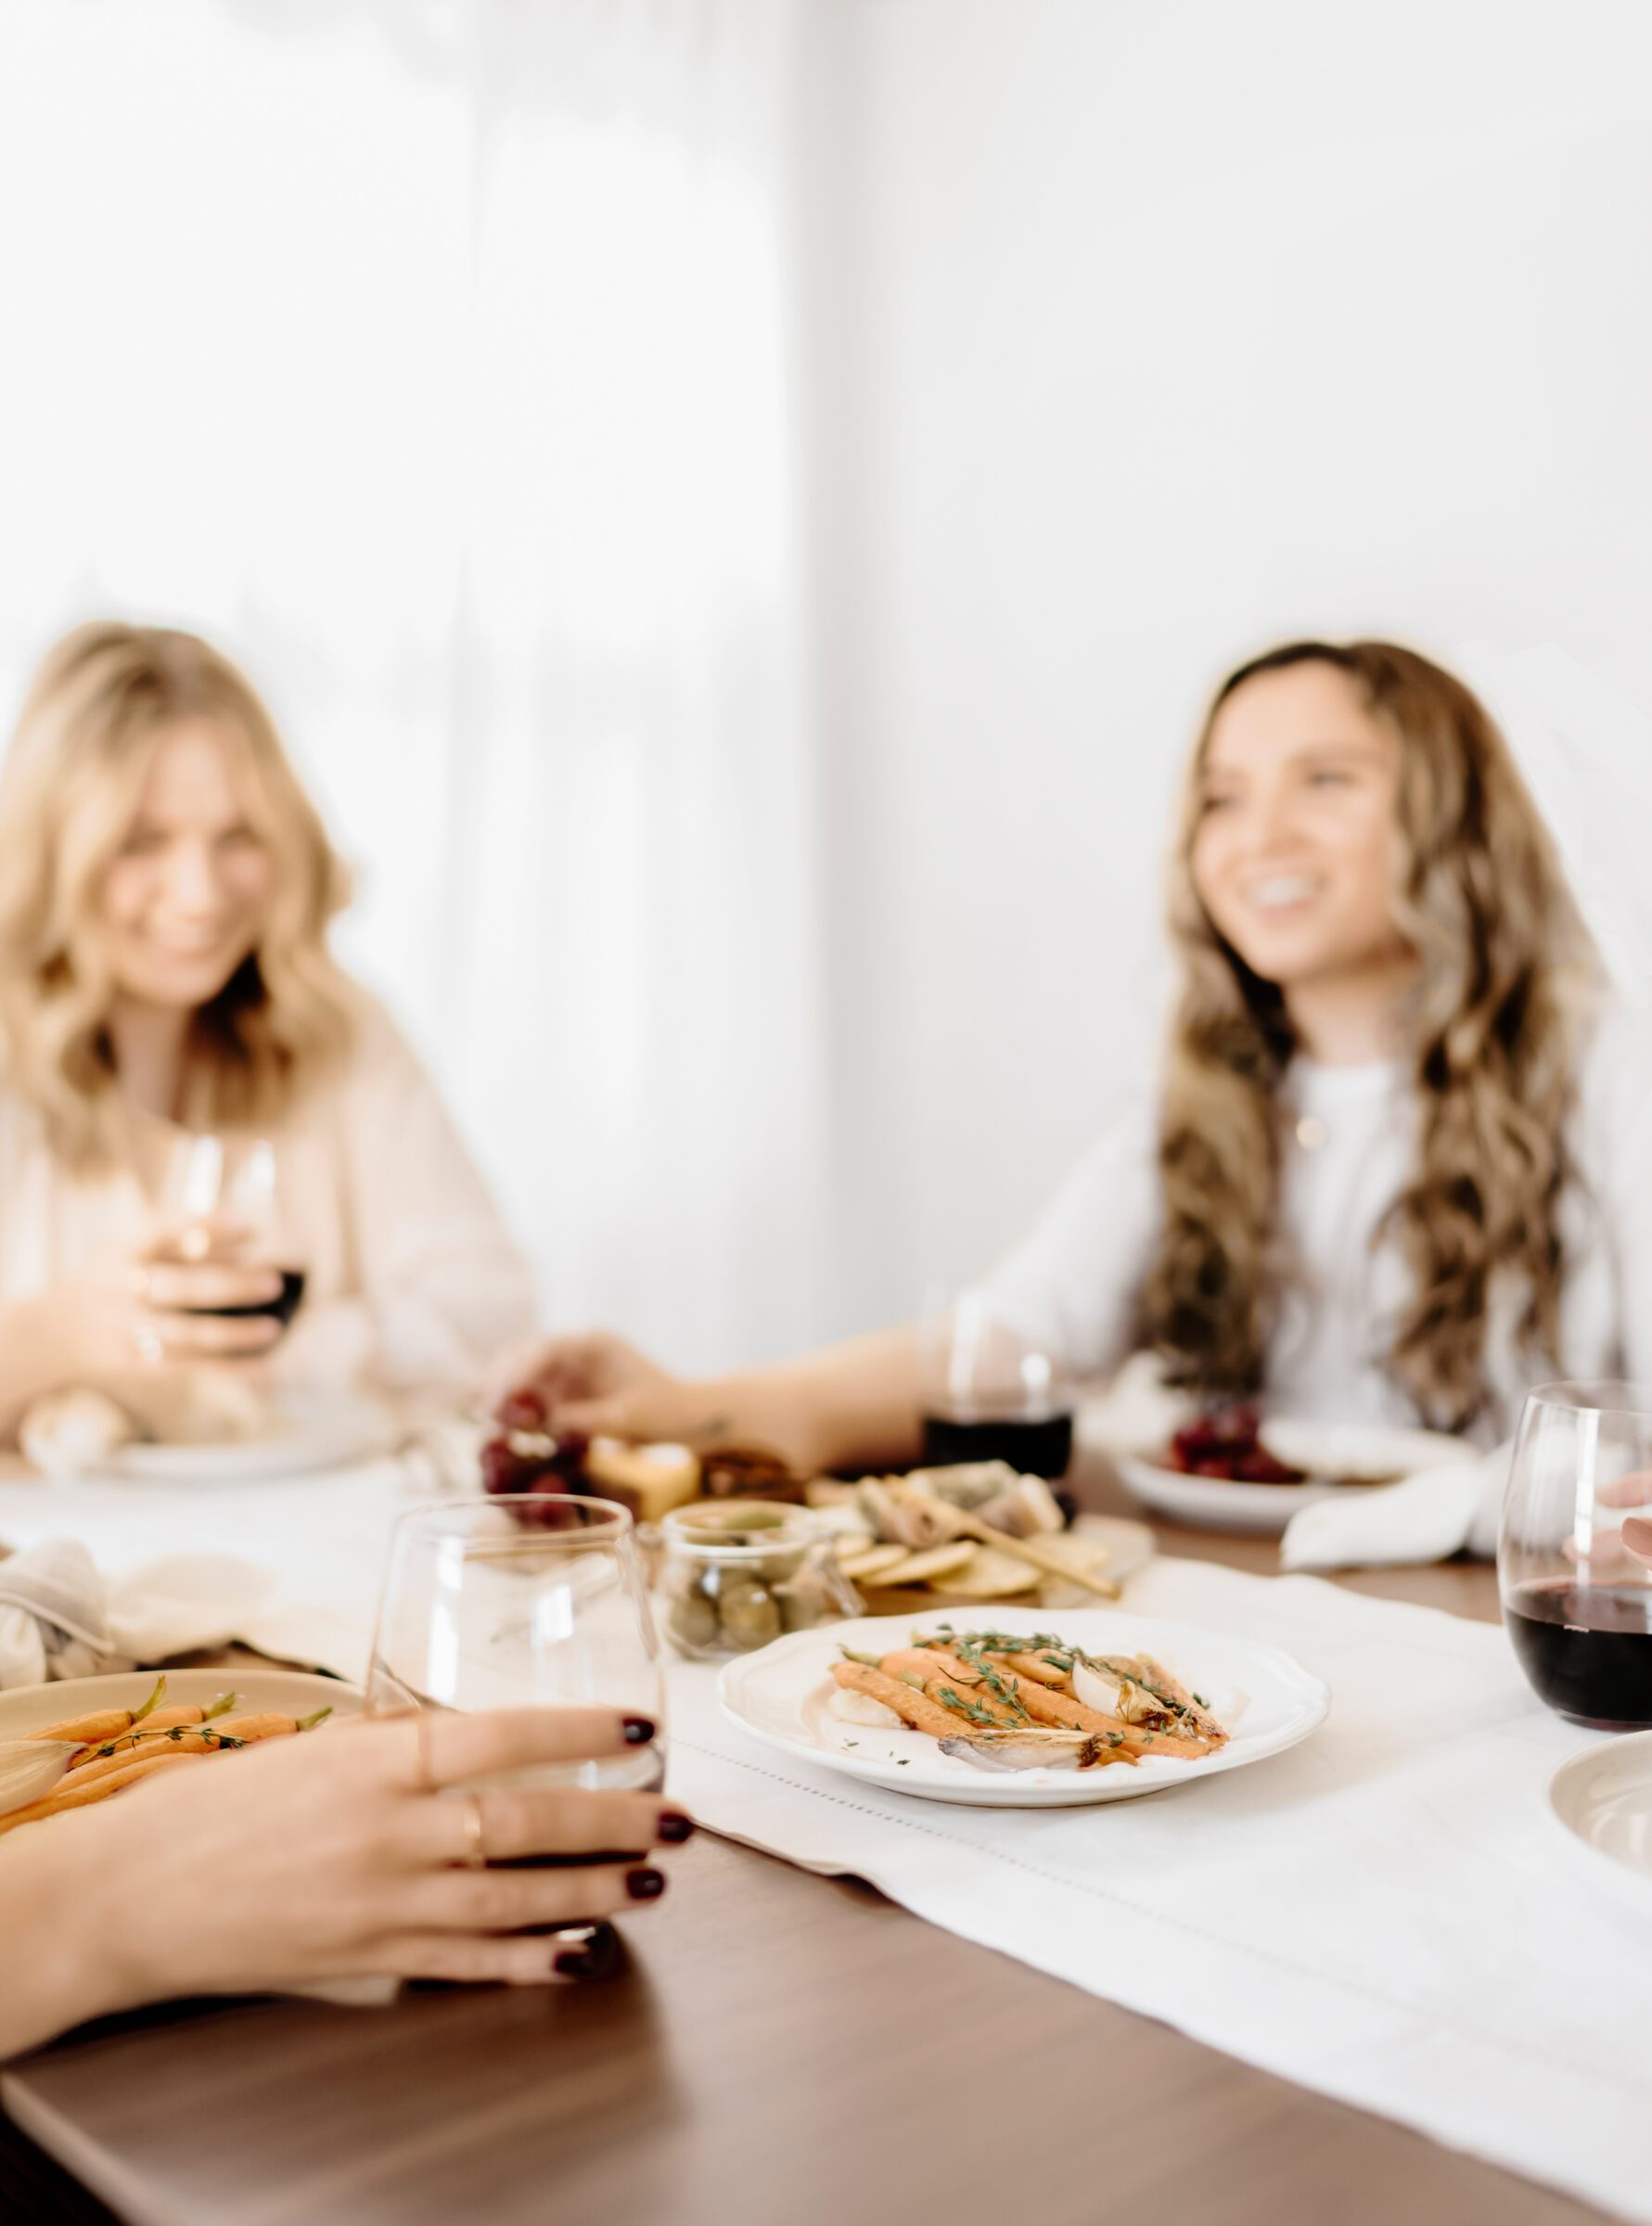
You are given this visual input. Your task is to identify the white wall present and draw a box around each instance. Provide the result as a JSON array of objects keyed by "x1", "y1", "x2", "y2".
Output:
[{"x1": 820, "y1": 0, "x2": 1652, "y2": 1328}]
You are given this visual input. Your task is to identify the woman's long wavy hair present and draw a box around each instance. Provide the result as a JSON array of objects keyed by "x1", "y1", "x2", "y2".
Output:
[
  {"x1": 0, "y1": 622, "x2": 356, "y2": 1164},
  {"x1": 1133, "y1": 640, "x2": 1591, "y2": 1434}
]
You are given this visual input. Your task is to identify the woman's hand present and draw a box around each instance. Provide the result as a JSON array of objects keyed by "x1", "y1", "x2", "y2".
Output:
[
  {"x1": 1625, "y1": 1515, "x2": 1652, "y2": 1567},
  {"x1": 128, "y1": 1247, "x2": 288, "y2": 1362},
  {"x1": 494, "y1": 1331, "x2": 695, "y2": 1443},
  {"x1": 2, "y1": 1706, "x2": 687, "y2": 2053},
  {"x1": 19, "y1": 1256, "x2": 283, "y2": 1388}
]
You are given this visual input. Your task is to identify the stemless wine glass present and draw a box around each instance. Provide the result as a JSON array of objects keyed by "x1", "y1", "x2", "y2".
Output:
[
  {"x1": 366, "y1": 1496, "x2": 667, "y2": 1797},
  {"x1": 917, "y1": 1283, "x2": 1073, "y2": 1478},
  {"x1": 155, "y1": 1132, "x2": 308, "y2": 1332},
  {"x1": 1499, "y1": 1381, "x2": 1652, "y2": 1729}
]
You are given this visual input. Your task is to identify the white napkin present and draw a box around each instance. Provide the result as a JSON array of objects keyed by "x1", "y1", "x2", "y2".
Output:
[
  {"x1": 0, "y1": 1538, "x2": 275, "y2": 1688},
  {"x1": 1280, "y1": 1445, "x2": 1508, "y2": 1570}
]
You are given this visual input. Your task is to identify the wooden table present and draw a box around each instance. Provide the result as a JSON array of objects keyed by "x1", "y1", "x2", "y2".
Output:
[{"x1": 0, "y1": 1471, "x2": 1606, "y2": 2226}]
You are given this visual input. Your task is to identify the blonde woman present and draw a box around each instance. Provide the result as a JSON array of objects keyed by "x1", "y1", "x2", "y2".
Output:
[
  {"x1": 0, "y1": 621, "x2": 533, "y2": 1436},
  {"x1": 499, "y1": 640, "x2": 1652, "y2": 1471}
]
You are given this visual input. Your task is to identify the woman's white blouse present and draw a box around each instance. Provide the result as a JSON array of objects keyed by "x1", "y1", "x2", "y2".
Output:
[
  {"x1": 978, "y1": 999, "x2": 1652, "y2": 1443},
  {"x1": 0, "y1": 988, "x2": 535, "y2": 1393}
]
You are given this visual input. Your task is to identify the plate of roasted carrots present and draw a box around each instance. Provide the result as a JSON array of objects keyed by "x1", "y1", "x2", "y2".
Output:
[
  {"x1": 0, "y1": 1668, "x2": 355, "y2": 1839},
  {"x1": 718, "y1": 1607, "x2": 1328, "y2": 1807}
]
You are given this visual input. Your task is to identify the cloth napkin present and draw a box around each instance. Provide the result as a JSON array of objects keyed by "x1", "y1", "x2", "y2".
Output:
[
  {"x1": 1280, "y1": 1443, "x2": 1508, "y2": 1570},
  {"x1": 0, "y1": 1537, "x2": 275, "y2": 1688}
]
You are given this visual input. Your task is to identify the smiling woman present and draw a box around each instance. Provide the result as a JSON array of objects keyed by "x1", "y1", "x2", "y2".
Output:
[
  {"x1": 493, "y1": 637, "x2": 1652, "y2": 1493},
  {"x1": 0, "y1": 622, "x2": 534, "y2": 1440}
]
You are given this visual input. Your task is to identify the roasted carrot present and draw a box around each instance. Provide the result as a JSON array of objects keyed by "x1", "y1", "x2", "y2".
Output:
[
  {"x1": 0, "y1": 1749, "x2": 205, "y2": 1837},
  {"x1": 209, "y1": 1712, "x2": 297, "y2": 1743},
  {"x1": 21, "y1": 1708, "x2": 132, "y2": 1750},
  {"x1": 876, "y1": 1648, "x2": 1028, "y2": 1729},
  {"x1": 1013, "y1": 1680, "x2": 1214, "y2": 1758},
  {"x1": 66, "y1": 1692, "x2": 239, "y2": 1773},
  {"x1": 831, "y1": 1660, "x2": 980, "y2": 1740},
  {"x1": 62, "y1": 1727, "x2": 244, "y2": 1789},
  {"x1": 23, "y1": 1673, "x2": 168, "y2": 1749},
  {"x1": 985, "y1": 1651, "x2": 1069, "y2": 1687}
]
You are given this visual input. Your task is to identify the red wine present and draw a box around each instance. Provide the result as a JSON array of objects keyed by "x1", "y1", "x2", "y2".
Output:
[
  {"x1": 921, "y1": 1411, "x2": 1073, "y2": 1479},
  {"x1": 181, "y1": 1267, "x2": 307, "y2": 1328},
  {"x1": 1504, "y1": 1580, "x2": 1652, "y2": 1728}
]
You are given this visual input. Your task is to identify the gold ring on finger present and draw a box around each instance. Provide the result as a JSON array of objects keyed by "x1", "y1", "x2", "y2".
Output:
[{"x1": 459, "y1": 1792, "x2": 488, "y2": 1869}]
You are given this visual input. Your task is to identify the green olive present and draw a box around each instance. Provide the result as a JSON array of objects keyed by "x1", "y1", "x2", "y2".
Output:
[
  {"x1": 667, "y1": 1591, "x2": 720, "y2": 1654},
  {"x1": 718, "y1": 1583, "x2": 783, "y2": 1649}
]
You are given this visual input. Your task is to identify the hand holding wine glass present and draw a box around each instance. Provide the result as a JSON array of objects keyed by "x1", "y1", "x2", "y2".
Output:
[{"x1": 144, "y1": 1133, "x2": 309, "y2": 1351}]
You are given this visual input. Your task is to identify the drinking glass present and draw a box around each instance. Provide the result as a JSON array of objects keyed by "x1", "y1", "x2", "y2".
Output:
[
  {"x1": 366, "y1": 1496, "x2": 666, "y2": 1797},
  {"x1": 1499, "y1": 1381, "x2": 1652, "y2": 1729},
  {"x1": 917, "y1": 1283, "x2": 1073, "y2": 1478},
  {"x1": 155, "y1": 1132, "x2": 308, "y2": 1332}
]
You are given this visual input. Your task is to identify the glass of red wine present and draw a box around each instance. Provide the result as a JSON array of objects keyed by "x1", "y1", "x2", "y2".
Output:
[
  {"x1": 154, "y1": 1133, "x2": 307, "y2": 1332},
  {"x1": 917, "y1": 1284, "x2": 1074, "y2": 1479},
  {"x1": 1500, "y1": 1381, "x2": 1652, "y2": 1729}
]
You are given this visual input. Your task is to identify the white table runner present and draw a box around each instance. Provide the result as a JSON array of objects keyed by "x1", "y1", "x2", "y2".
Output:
[
  {"x1": 8, "y1": 1469, "x2": 1651, "y2": 2219},
  {"x1": 669, "y1": 1557, "x2": 1652, "y2": 2225}
]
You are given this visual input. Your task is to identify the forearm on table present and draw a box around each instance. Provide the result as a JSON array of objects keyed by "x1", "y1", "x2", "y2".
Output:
[
  {"x1": 0, "y1": 1839, "x2": 121, "y2": 2059},
  {"x1": 689, "y1": 1325, "x2": 922, "y2": 1477}
]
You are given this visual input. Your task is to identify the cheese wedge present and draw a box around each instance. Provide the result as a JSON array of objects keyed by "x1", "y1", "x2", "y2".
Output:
[{"x1": 583, "y1": 1439, "x2": 702, "y2": 1522}]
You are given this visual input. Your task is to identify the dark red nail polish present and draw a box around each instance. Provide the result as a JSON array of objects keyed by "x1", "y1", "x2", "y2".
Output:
[
  {"x1": 626, "y1": 1867, "x2": 666, "y2": 1900},
  {"x1": 554, "y1": 1948, "x2": 598, "y2": 1978},
  {"x1": 658, "y1": 1812, "x2": 694, "y2": 1844},
  {"x1": 621, "y1": 1716, "x2": 657, "y2": 1745}
]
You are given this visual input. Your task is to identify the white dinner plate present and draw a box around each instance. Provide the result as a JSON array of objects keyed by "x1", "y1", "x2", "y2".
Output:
[
  {"x1": 1547, "y1": 1729, "x2": 1652, "y2": 1889},
  {"x1": 108, "y1": 1388, "x2": 395, "y2": 1484},
  {"x1": 0, "y1": 1665, "x2": 358, "y2": 1744},
  {"x1": 717, "y1": 1603, "x2": 1329, "y2": 1808}
]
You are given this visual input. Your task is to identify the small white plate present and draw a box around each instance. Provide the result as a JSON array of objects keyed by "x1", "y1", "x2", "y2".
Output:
[
  {"x1": 0, "y1": 1665, "x2": 357, "y2": 1742},
  {"x1": 1548, "y1": 1730, "x2": 1652, "y2": 1887},
  {"x1": 1114, "y1": 1453, "x2": 1338, "y2": 1536},
  {"x1": 717, "y1": 1604, "x2": 1329, "y2": 1808},
  {"x1": 108, "y1": 1388, "x2": 394, "y2": 1484}
]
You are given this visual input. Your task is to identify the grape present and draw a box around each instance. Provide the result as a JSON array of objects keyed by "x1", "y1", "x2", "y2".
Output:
[{"x1": 497, "y1": 1388, "x2": 546, "y2": 1433}]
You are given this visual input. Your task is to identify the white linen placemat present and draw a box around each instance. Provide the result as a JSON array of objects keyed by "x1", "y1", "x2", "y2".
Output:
[
  {"x1": 0, "y1": 1459, "x2": 406, "y2": 1682},
  {"x1": 667, "y1": 1557, "x2": 1652, "y2": 2224}
]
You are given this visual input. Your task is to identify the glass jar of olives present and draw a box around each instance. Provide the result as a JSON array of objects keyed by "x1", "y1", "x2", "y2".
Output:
[{"x1": 650, "y1": 1501, "x2": 860, "y2": 1661}]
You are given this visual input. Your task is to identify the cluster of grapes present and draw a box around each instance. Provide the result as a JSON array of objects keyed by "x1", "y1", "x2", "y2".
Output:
[
  {"x1": 1166, "y1": 1407, "x2": 1306, "y2": 1484},
  {"x1": 479, "y1": 1389, "x2": 592, "y2": 1516}
]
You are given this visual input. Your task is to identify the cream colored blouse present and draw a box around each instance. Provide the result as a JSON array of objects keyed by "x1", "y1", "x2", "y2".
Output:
[{"x1": 0, "y1": 989, "x2": 535, "y2": 1395}]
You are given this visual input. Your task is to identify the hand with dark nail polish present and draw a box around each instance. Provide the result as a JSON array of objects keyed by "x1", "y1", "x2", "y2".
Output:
[{"x1": 626, "y1": 1867, "x2": 667, "y2": 1900}]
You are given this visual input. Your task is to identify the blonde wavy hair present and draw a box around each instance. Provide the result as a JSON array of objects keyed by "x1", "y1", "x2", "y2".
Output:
[
  {"x1": 1133, "y1": 639, "x2": 1591, "y2": 1434},
  {"x1": 0, "y1": 621, "x2": 356, "y2": 1164}
]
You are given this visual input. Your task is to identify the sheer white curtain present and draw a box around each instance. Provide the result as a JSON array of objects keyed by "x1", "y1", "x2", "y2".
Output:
[{"x1": 0, "y1": 0, "x2": 831, "y2": 1368}]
